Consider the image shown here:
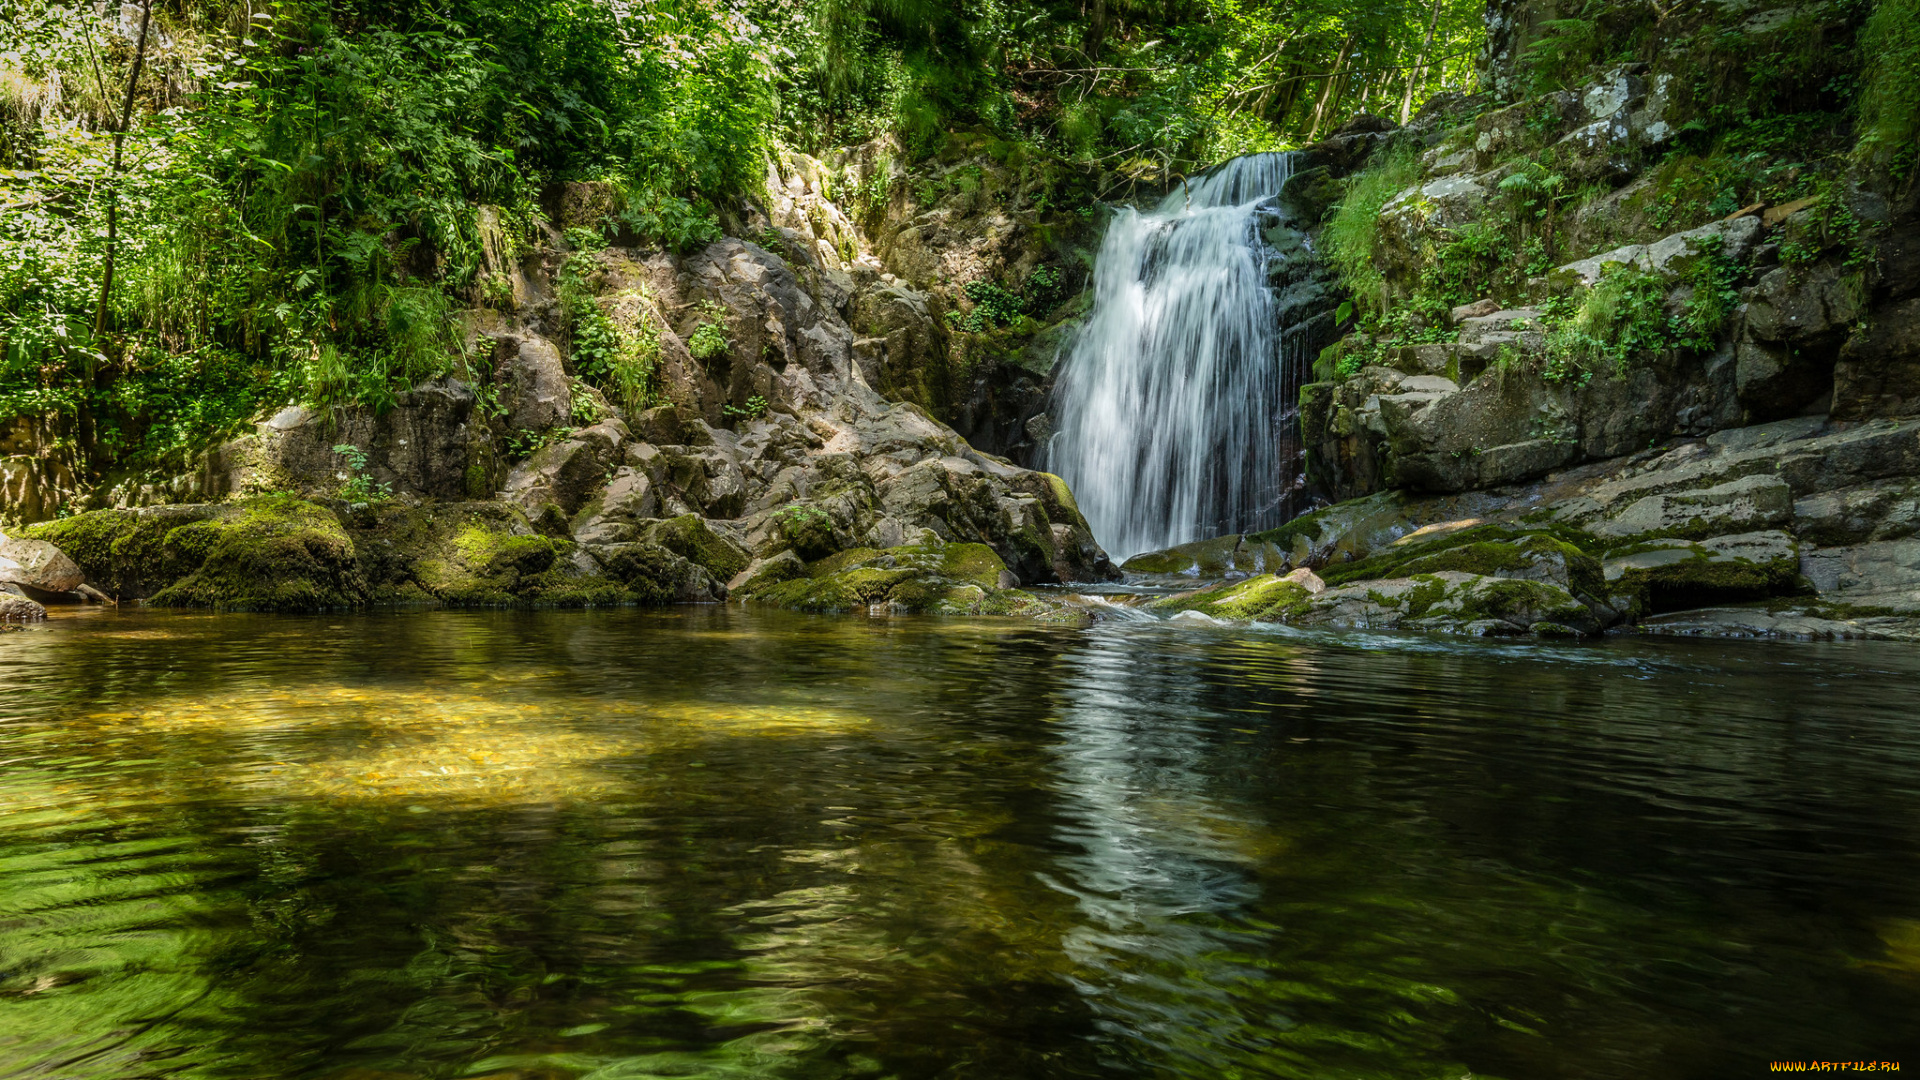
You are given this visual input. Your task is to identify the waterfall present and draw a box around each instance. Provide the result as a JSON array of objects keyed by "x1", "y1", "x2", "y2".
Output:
[{"x1": 1047, "y1": 152, "x2": 1313, "y2": 563}]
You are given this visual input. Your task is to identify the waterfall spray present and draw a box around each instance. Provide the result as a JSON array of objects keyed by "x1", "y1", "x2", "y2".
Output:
[{"x1": 1047, "y1": 152, "x2": 1312, "y2": 562}]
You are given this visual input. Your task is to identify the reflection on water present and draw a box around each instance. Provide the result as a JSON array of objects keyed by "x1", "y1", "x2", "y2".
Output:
[{"x1": 2, "y1": 608, "x2": 1919, "y2": 1079}]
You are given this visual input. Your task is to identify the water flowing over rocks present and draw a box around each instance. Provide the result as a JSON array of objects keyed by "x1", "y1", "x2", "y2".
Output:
[{"x1": 1047, "y1": 153, "x2": 1333, "y2": 560}]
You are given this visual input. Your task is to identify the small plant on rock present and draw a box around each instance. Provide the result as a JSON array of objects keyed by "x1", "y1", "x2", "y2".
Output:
[
  {"x1": 723, "y1": 395, "x2": 770, "y2": 420},
  {"x1": 688, "y1": 320, "x2": 730, "y2": 362},
  {"x1": 332, "y1": 444, "x2": 391, "y2": 503}
]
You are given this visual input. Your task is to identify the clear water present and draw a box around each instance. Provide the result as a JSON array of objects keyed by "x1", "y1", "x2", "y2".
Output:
[
  {"x1": 1048, "y1": 153, "x2": 1309, "y2": 561},
  {"x1": 2, "y1": 607, "x2": 1918, "y2": 1079}
]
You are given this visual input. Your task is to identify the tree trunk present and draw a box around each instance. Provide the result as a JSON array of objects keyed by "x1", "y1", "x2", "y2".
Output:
[
  {"x1": 1306, "y1": 35, "x2": 1354, "y2": 141},
  {"x1": 1086, "y1": 0, "x2": 1108, "y2": 58},
  {"x1": 92, "y1": 0, "x2": 154, "y2": 345},
  {"x1": 1399, "y1": 0, "x2": 1445, "y2": 125}
]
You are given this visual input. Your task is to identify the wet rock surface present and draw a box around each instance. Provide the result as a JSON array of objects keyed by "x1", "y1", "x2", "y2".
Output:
[{"x1": 1128, "y1": 416, "x2": 1920, "y2": 638}]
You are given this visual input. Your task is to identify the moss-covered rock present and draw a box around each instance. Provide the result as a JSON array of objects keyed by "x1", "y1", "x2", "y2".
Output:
[
  {"x1": 145, "y1": 495, "x2": 366, "y2": 611},
  {"x1": 587, "y1": 542, "x2": 721, "y2": 604},
  {"x1": 1305, "y1": 571, "x2": 1605, "y2": 636},
  {"x1": 635, "y1": 514, "x2": 750, "y2": 582},
  {"x1": 1122, "y1": 533, "x2": 1293, "y2": 577},
  {"x1": 1148, "y1": 573, "x2": 1318, "y2": 621},
  {"x1": 1602, "y1": 529, "x2": 1808, "y2": 614},
  {"x1": 25, "y1": 504, "x2": 239, "y2": 599},
  {"x1": 765, "y1": 503, "x2": 840, "y2": 561},
  {"x1": 737, "y1": 540, "x2": 1062, "y2": 616},
  {"x1": 30, "y1": 497, "x2": 723, "y2": 611},
  {"x1": 1318, "y1": 522, "x2": 1606, "y2": 601}
]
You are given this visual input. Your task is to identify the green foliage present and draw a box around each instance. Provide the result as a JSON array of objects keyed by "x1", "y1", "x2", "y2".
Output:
[
  {"x1": 0, "y1": 0, "x2": 771, "y2": 484},
  {"x1": 723, "y1": 394, "x2": 770, "y2": 420},
  {"x1": 612, "y1": 192, "x2": 724, "y2": 254},
  {"x1": 1425, "y1": 223, "x2": 1518, "y2": 308},
  {"x1": 1541, "y1": 268, "x2": 1670, "y2": 376},
  {"x1": 1856, "y1": 0, "x2": 1920, "y2": 170},
  {"x1": 505, "y1": 425, "x2": 573, "y2": 460},
  {"x1": 331, "y1": 443, "x2": 392, "y2": 503},
  {"x1": 3, "y1": 0, "x2": 1495, "y2": 496},
  {"x1": 557, "y1": 260, "x2": 656, "y2": 416},
  {"x1": 1537, "y1": 242, "x2": 1740, "y2": 381},
  {"x1": 564, "y1": 227, "x2": 609, "y2": 254},
  {"x1": 1322, "y1": 145, "x2": 1423, "y2": 318},
  {"x1": 687, "y1": 321, "x2": 730, "y2": 362},
  {"x1": 944, "y1": 269, "x2": 1064, "y2": 333},
  {"x1": 756, "y1": 0, "x2": 1483, "y2": 176},
  {"x1": 1518, "y1": 16, "x2": 1608, "y2": 95}
]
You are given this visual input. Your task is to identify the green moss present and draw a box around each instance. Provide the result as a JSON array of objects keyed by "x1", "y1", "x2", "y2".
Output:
[
  {"x1": 586, "y1": 543, "x2": 693, "y2": 606},
  {"x1": 643, "y1": 514, "x2": 749, "y2": 581},
  {"x1": 1039, "y1": 473, "x2": 1082, "y2": 522},
  {"x1": 1120, "y1": 550, "x2": 1197, "y2": 575},
  {"x1": 1450, "y1": 578, "x2": 1584, "y2": 624},
  {"x1": 935, "y1": 543, "x2": 1007, "y2": 589},
  {"x1": 463, "y1": 459, "x2": 493, "y2": 500},
  {"x1": 1322, "y1": 143, "x2": 1424, "y2": 318},
  {"x1": 751, "y1": 575, "x2": 859, "y2": 613},
  {"x1": 149, "y1": 495, "x2": 365, "y2": 611},
  {"x1": 883, "y1": 577, "x2": 949, "y2": 612},
  {"x1": 452, "y1": 524, "x2": 558, "y2": 576},
  {"x1": 1857, "y1": 0, "x2": 1920, "y2": 168},
  {"x1": 24, "y1": 505, "x2": 232, "y2": 598},
  {"x1": 1318, "y1": 524, "x2": 1603, "y2": 590},
  {"x1": 1149, "y1": 574, "x2": 1312, "y2": 621},
  {"x1": 748, "y1": 542, "x2": 1016, "y2": 615},
  {"x1": 1610, "y1": 548, "x2": 1807, "y2": 613},
  {"x1": 769, "y1": 504, "x2": 838, "y2": 560},
  {"x1": 1398, "y1": 575, "x2": 1450, "y2": 617},
  {"x1": 838, "y1": 566, "x2": 921, "y2": 602}
]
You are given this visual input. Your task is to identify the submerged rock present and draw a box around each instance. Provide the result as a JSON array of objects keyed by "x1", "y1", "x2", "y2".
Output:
[{"x1": 0, "y1": 591, "x2": 45, "y2": 621}]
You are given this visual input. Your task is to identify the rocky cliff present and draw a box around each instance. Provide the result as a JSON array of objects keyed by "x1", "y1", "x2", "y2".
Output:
[{"x1": 4, "y1": 142, "x2": 1121, "y2": 618}]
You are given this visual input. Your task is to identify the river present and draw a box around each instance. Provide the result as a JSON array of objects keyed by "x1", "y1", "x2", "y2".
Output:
[{"x1": 2, "y1": 608, "x2": 1917, "y2": 1078}]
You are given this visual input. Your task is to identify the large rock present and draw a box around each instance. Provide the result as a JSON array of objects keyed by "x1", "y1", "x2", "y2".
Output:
[
  {"x1": 1376, "y1": 174, "x2": 1492, "y2": 298},
  {"x1": 490, "y1": 333, "x2": 573, "y2": 432},
  {"x1": 1549, "y1": 217, "x2": 1762, "y2": 292},
  {"x1": 736, "y1": 541, "x2": 1081, "y2": 620},
  {"x1": 1585, "y1": 474, "x2": 1795, "y2": 542},
  {"x1": 849, "y1": 282, "x2": 947, "y2": 409},
  {"x1": 0, "y1": 593, "x2": 45, "y2": 621},
  {"x1": 1733, "y1": 260, "x2": 1867, "y2": 418},
  {"x1": 240, "y1": 378, "x2": 491, "y2": 501},
  {"x1": 1792, "y1": 478, "x2": 1920, "y2": 546},
  {"x1": 0, "y1": 533, "x2": 85, "y2": 595},
  {"x1": 1602, "y1": 530, "x2": 1805, "y2": 614},
  {"x1": 1799, "y1": 538, "x2": 1920, "y2": 615},
  {"x1": 28, "y1": 498, "x2": 713, "y2": 610},
  {"x1": 60, "y1": 496, "x2": 364, "y2": 611},
  {"x1": 504, "y1": 419, "x2": 631, "y2": 526},
  {"x1": 1833, "y1": 297, "x2": 1920, "y2": 420}
]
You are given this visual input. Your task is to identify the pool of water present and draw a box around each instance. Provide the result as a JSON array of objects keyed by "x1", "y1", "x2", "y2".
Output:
[{"x1": 1, "y1": 607, "x2": 1917, "y2": 1079}]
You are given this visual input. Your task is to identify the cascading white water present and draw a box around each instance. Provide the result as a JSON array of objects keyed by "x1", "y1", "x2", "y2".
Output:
[{"x1": 1047, "y1": 152, "x2": 1310, "y2": 562}]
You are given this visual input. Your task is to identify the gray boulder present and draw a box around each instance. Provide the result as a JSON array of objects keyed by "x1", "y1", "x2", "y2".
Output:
[
  {"x1": 491, "y1": 333, "x2": 573, "y2": 433},
  {"x1": 0, "y1": 591, "x2": 45, "y2": 620},
  {"x1": 0, "y1": 533, "x2": 84, "y2": 595}
]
